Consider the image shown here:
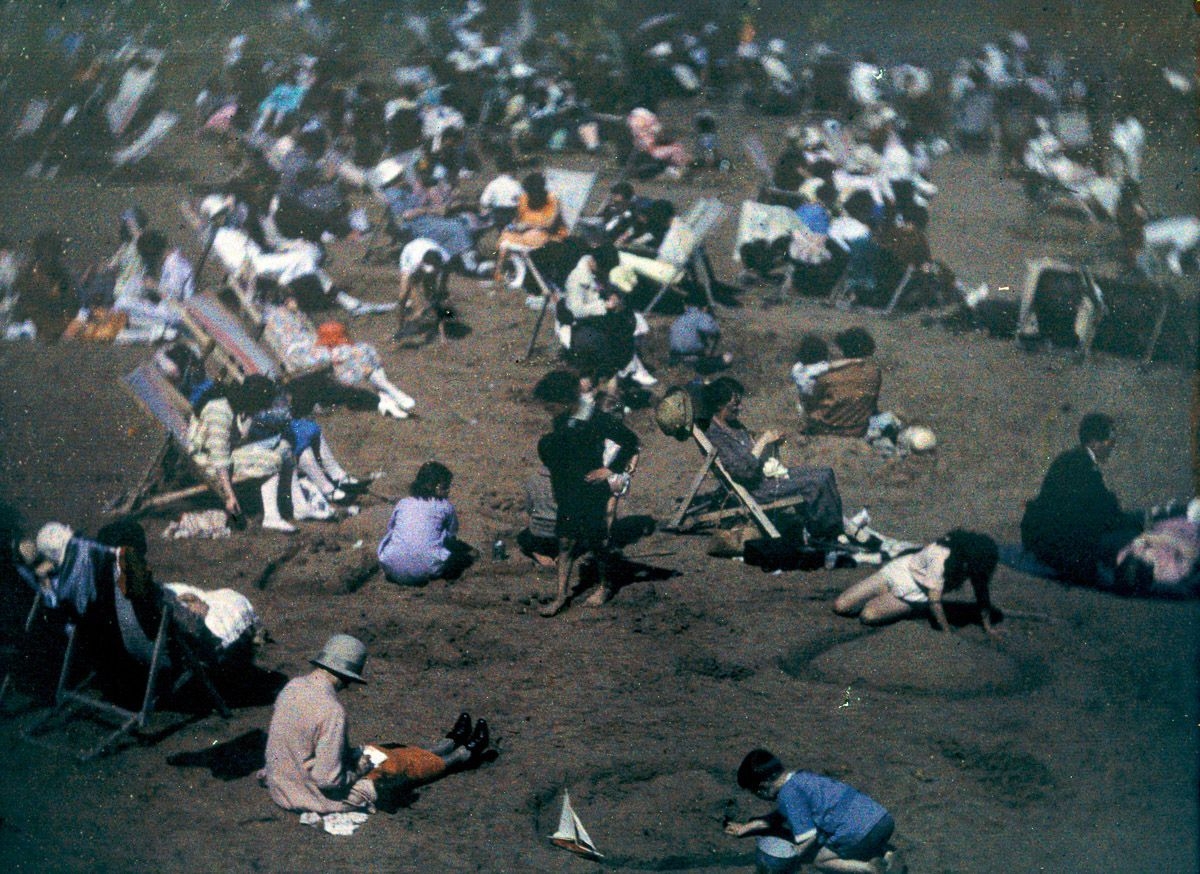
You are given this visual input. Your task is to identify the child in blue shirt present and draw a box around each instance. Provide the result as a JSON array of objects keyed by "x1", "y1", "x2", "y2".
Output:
[{"x1": 725, "y1": 749, "x2": 904, "y2": 873}]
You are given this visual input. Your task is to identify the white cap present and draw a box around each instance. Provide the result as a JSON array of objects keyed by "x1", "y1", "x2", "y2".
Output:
[{"x1": 36, "y1": 522, "x2": 74, "y2": 567}]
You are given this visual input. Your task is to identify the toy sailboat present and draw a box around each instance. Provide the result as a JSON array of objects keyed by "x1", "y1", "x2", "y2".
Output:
[{"x1": 549, "y1": 789, "x2": 604, "y2": 860}]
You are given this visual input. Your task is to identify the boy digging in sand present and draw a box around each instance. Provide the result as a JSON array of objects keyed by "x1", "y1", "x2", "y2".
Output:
[{"x1": 725, "y1": 749, "x2": 905, "y2": 873}]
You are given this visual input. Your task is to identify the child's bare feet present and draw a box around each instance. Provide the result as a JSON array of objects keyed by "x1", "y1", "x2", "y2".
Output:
[
  {"x1": 532, "y1": 553, "x2": 556, "y2": 569},
  {"x1": 583, "y1": 586, "x2": 612, "y2": 607},
  {"x1": 539, "y1": 596, "x2": 568, "y2": 617}
]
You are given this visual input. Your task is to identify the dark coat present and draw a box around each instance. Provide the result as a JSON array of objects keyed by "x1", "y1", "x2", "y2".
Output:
[
  {"x1": 1021, "y1": 446, "x2": 1141, "y2": 582},
  {"x1": 537, "y1": 411, "x2": 638, "y2": 546}
]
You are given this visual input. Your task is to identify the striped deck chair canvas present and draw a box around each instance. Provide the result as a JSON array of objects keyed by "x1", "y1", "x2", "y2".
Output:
[
  {"x1": 115, "y1": 362, "x2": 252, "y2": 515},
  {"x1": 181, "y1": 293, "x2": 280, "y2": 382}
]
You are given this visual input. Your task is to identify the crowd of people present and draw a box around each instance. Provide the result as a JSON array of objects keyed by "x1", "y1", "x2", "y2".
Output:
[{"x1": 2, "y1": 1, "x2": 1196, "y2": 867}]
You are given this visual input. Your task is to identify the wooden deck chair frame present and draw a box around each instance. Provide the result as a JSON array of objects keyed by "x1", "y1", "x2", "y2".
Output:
[
  {"x1": 637, "y1": 198, "x2": 727, "y2": 316},
  {"x1": 1015, "y1": 257, "x2": 1105, "y2": 359},
  {"x1": 108, "y1": 361, "x2": 255, "y2": 516},
  {"x1": 664, "y1": 425, "x2": 807, "y2": 539},
  {"x1": 21, "y1": 598, "x2": 230, "y2": 761}
]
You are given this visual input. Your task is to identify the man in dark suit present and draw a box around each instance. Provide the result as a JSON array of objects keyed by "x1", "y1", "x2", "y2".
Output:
[{"x1": 1021, "y1": 413, "x2": 1143, "y2": 584}]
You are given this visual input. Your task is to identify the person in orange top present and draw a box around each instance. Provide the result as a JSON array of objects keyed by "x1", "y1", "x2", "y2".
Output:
[{"x1": 803, "y1": 327, "x2": 882, "y2": 438}]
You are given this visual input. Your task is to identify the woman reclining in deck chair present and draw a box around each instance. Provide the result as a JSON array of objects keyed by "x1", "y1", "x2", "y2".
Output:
[
  {"x1": 16, "y1": 521, "x2": 260, "y2": 694},
  {"x1": 262, "y1": 286, "x2": 417, "y2": 420},
  {"x1": 702, "y1": 377, "x2": 845, "y2": 541}
]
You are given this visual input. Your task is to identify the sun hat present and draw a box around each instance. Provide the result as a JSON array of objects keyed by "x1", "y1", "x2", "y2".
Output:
[
  {"x1": 311, "y1": 633, "x2": 368, "y2": 683},
  {"x1": 654, "y1": 385, "x2": 694, "y2": 440},
  {"x1": 36, "y1": 522, "x2": 74, "y2": 568}
]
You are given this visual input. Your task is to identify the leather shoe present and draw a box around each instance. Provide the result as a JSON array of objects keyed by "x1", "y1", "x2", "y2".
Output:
[
  {"x1": 464, "y1": 719, "x2": 490, "y2": 764},
  {"x1": 446, "y1": 712, "x2": 472, "y2": 746}
]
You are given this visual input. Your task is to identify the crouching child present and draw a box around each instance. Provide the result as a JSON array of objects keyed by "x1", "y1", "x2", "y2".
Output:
[{"x1": 725, "y1": 749, "x2": 905, "y2": 873}]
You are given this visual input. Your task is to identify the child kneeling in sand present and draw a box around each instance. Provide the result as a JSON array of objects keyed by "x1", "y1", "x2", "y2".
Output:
[{"x1": 725, "y1": 749, "x2": 905, "y2": 873}]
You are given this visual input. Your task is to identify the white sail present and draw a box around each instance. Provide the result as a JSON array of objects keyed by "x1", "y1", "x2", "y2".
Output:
[
  {"x1": 552, "y1": 789, "x2": 576, "y2": 839},
  {"x1": 549, "y1": 789, "x2": 603, "y2": 858}
]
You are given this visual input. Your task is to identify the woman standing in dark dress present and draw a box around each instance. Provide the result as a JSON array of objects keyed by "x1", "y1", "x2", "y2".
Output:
[{"x1": 536, "y1": 378, "x2": 639, "y2": 617}]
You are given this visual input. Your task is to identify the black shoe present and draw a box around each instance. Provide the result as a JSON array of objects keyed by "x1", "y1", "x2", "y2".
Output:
[
  {"x1": 464, "y1": 718, "x2": 490, "y2": 765},
  {"x1": 446, "y1": 712, "x2": 472, "y2": 746}
]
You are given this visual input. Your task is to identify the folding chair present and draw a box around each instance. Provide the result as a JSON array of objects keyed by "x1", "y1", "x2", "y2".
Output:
[
  {"x1": 181, "y1": 293, "x2": 282, "y2": 383},
  {"x1": 500, "y1": 167, "x2": 597, "y2": 291},
  {"x1": 734, "y1": 198, "x2": 805, "y2": 289},
  {"x1": 664, "y1": 425, "x2": 807, "y2": 539},
  {"x1": 181, "y1": 292, "x2": 331, "y2": 385},
  {"x1": 1015, "y1": 257, "x2": 1103, "y2": 357},
  {"x1": 179, "y1": 200, "x2": 264, "y2": 325},
  {"x1": 632, "y1": 198, "x2": 727, "y2": 315},
  {"x1": 107, "y1": 362, "x2": 255, "y2": 516},
  {"x1": 21, "y1": 598, "x2": 231, "y2": 760}
]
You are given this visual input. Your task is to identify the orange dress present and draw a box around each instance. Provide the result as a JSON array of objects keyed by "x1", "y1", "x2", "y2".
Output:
[{"x1": 498, "y1": 194, "x2": 567, "y2": 252}]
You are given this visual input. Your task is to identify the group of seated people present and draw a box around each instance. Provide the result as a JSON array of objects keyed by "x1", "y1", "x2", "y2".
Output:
[{"x1": 3, "y1": 210, "x2": 197, "y2": 344}]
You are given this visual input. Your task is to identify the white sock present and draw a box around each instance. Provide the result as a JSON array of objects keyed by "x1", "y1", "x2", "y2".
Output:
[
  {"x1": 316, "y1": 435, "x2": 349, "y2": 483},
  {"x1": 369, "y1": 369, "x2": 416, "y2": 410},
  {"x1": 336, "y1": 290, "x2": 363, "y2": 311},
  {"x1": 297, "y1": 447, "x2": 336, "y2": 495}
]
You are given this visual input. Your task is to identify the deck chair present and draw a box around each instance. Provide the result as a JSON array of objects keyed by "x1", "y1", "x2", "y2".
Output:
[
  {"x1": 107, "y1": 362, "x2": 255, "y2": 516},
  {"x1": 1015, "y1": 257, "x2": 1104, "y2": 357},
  {"x1": 19, "y1": 550, "x2": 231, "y2": 761},
  {"x1": 181, "y1": 292, "x2": 331, "y2": 385},
  {"x1": 631, "y1": 198, "x2": 727, "y2": 315},
  {"x1": 180, "y1": 293, "x2": 283, "y2": 383},
  {"x1": 500, "y1": 167, "x2": 597, "y2": 290},
  {"x1": 664, "y1": 425, "x2": 807, "y2": 538}
]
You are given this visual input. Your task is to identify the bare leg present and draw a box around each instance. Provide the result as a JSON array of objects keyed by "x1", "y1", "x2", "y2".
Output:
[
  {"x1": 858, "y1": 593, "x2": 917, "y2": 626},
  {"x1": 833, "y1": 571, "x2": 892, "y2": 616},
  {"x1": 297, "y1": 447, "x2": 337, "y2": 496},
  {"x1": 813, "y1": 846, "x2": 881, "y2": 873},
  {"x1": 583, "y1": 548, "x2": 613, "y2": 607},
  {"x1": 540, "y1": 537, "x2": 575, "y2": 617}
]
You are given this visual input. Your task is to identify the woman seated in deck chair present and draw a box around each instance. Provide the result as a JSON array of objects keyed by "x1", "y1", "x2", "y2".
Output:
[
  {"x1": 494, "y1": 171, "x2": 568, "y2": 282},
  {"x1": 15, "y1": 521, "x2": 260, "y2": 695},
  {"x1": 156, "y1": 342, "x2": 363, "y2": 504},
  {"x1": 188, "y1": 375, "x2": 333, "y2": 533},
  {"x1": 261, "y1": 284, "x2": 417, "y2": 420},
  {"x1": 702, "y1": 376, "x2": 845, "y2": 541}
]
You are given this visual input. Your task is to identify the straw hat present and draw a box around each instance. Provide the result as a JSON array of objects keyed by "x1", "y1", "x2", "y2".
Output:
[
  {"x1": 311, "y1": 634, "x2": 369, "y2": 683},
  {"x1": 654, "y1": 386, "x2": 694, "y2": 440},
  {"x1": 36, "y1": 522, "x2": 74, "y2": 568}
]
